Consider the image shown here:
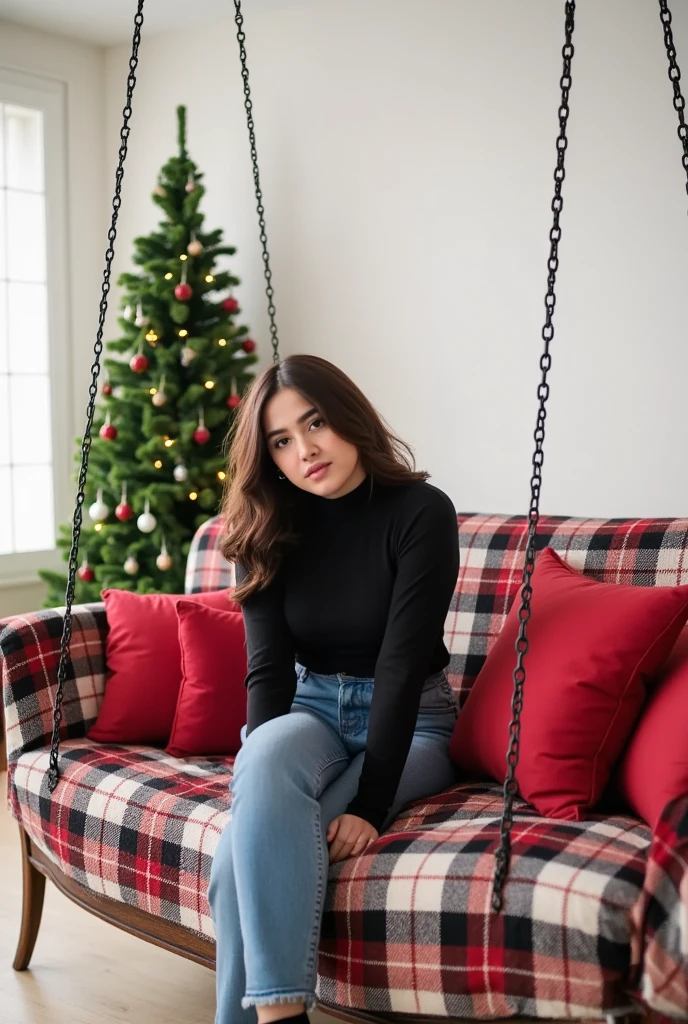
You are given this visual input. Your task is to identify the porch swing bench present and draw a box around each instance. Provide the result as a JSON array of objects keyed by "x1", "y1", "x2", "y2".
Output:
[{"x1": 2, "y1": 1, "x2": 688, "y2": 1022}]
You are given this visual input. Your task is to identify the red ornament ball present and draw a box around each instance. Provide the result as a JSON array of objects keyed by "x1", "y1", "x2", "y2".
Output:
[
  {"x1": 222, "y1": 297, "x2": 239, "y2": 313},
  {"x1": 242, "y1": 338, "x2": 256, "y2": 354},
  {"x1": 175, "y1": 283, "x2": 193, "y2": 301},
  {"x1": 194, "y1": 425, "x2": 211, "y2": 445},
  {"x1": 102, "y1": 383, "x2": 112, "y2": 396},
  {"x1": 226, "y1": 394, "x2": 242, "y2": 410},
  {"x1": 78, "y1": 564, "x2": 95, "y2": 583},
  {"x1": 115, "y1": 502, "x2": 134, "y2": 522},
  {"x1": 99, "y1": 423, "x2": 118, "y2": 441},
  {"x1": 129, "y1": 353, "x2": 150, "y2": 373}
]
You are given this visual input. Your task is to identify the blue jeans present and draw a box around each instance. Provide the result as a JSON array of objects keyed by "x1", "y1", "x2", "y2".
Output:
[{"x1": 207, "y1": 662, "x2": 460, "y2": 1022}]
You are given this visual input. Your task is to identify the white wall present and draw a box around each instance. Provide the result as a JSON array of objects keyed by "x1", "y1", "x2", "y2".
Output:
[
  {"x1": 0, "y1": 19, "x2": 105, "y2": 616},
  {"x1": 96, "y1": 0, "x2": 687, "y2": 522}
]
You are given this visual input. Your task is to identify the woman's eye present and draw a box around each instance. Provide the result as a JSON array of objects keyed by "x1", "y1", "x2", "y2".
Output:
[{"x1": 275, "y1": 419, "x2": 323, "y2": 448}]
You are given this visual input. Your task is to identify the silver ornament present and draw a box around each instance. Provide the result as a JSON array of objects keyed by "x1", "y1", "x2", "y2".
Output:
[
  {"x1": 173, "y1": 463, "x2": 189, "y2": 483},
  {"x1": 137, "y1": 511, "x2": 157, "y2": 534},
  {"x1": 89, "y1": 489, "x2": 110, "y2": 523},
  {"x1": 124, "y1": 555, "x2": 139, "y2": 575}
]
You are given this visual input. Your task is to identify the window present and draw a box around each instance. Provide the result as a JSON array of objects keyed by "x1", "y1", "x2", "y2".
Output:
[{"x1": 0, "y1": 71, "x2": 70, "y2": 586}]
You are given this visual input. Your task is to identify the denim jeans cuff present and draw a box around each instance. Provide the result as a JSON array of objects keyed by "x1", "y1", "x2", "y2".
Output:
[{"x1": 241, "y1": 990, "x2": 318, "y2": 1012}]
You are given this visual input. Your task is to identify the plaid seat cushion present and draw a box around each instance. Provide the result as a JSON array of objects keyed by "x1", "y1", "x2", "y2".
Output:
[{"x1": 10, "y1": 743, "x2": 650, "y2": 1019}]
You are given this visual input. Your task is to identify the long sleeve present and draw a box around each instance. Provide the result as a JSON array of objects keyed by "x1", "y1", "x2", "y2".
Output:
[
  {"x1": 236, "y1": 561, "x2": 297, "y2": 737},
  {"x1": 344, "y1": 493, "x2": 459, "y2": 832}
]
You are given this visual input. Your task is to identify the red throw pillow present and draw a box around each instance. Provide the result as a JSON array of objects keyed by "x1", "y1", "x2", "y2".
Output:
[
  {"x1": 166, "y1": 601, "x2": 248, "y2": 758},
  {"x1": 613, "y1": 625, "x2": 688, "y2": 828},
  {"x1": 450, "y1": 547, "x2": 688, "y2": 820},
  {"x1": 88, "y1": 588, "x2": 241, "y2": 745}
]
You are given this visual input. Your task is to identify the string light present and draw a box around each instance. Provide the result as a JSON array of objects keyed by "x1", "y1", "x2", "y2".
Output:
[
  {"x1": 180, "y1": 254, "x2": 188, "y2": 261},
  {"x1": 145, "y1": 331, "x2": 158, "y2": 343},
  {"x1": 204, "y1": 380, "x2": 215, "y2": 390},
  {"x1": 205, "y1": 275, "x2": 215, "y2": 283},
  {"x1": 94, "y1": 523, "x2": 103, "y2": 532},
  {"x1": 164, "y1": 438, "x2": 176, "y2": 448},
  {"x1": 154, "y1": 460, "x2": 163, "y2": 469},
  {"x1": 150, "y1": 387, "x2": 157, "y2": 395},
  {"x1": 218, "y1": 338, "x2": 227, "y2": 347},
  {"x1": 179, "y1": 329, "x2": 188, "y2": 338},
  {"x1": 189, "y1": 491, "x2": 198, "y2": 501},
  {"x1": 217, "y1": 471, "x2": 226, "y2": 481},
  {"x1": 165, "y1": 272, "x2": 173, "y2": 280}
]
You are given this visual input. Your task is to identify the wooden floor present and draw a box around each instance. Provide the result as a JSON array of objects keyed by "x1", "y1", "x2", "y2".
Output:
[{"x1": 0, "y1": 772, "x2": 333, "y2": 1024}]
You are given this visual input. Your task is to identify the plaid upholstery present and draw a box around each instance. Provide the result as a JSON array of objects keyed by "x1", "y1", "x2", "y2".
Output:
[
  {"x1": 185, "y1": 516, "x2": 234, "y2": 593},
  {"x1": 3, "y1": 511, "x2": 688, "y2": 1020},
  {"x1": 631, "y1": 794, "x2": 688, "y2": 1017},
  {"x1": 1, "y1": 605, "x2": 107, "y2": 763}
]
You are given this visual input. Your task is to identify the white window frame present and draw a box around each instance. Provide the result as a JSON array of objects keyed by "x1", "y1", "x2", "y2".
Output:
[{"x1": 0, "y1": 68, "x2": 72, "y2": 588}]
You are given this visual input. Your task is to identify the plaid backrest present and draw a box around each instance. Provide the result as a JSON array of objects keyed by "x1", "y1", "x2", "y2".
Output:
[
  {"x1": 0, "y1": 604, "x2": 107, "y2": 766},
  {"x1": 185, "y1": 512, "x2": 688, "y2": 705}
]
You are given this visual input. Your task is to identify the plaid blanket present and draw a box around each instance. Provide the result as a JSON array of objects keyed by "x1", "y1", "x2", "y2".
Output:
[{"x1": 3, "y1": 511, "x2": 688, "y2": 1019}]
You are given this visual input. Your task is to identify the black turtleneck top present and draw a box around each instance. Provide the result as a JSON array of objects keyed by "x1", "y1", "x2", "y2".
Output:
[{"x1": 235, "y1": 474, "x2": 459, "y2": 833}]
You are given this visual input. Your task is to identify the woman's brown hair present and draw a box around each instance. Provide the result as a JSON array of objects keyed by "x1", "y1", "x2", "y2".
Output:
[{"x1": 220, "y1": 354, "x2": 428, "y2": 602}]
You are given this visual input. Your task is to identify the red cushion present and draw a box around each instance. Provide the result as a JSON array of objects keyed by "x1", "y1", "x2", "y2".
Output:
[
  {"x1": 165, "y1": 601, "x2": 248, "y2": 758},
  {"x1": 450, "y1": 547, "x2": 688, "y2": 820},
  {"x1": 613, "y1": 625, "x2": 688, "y2": 828},
  {"x1": 88, "y1": 588, "x2": 241, "y2": 745}
]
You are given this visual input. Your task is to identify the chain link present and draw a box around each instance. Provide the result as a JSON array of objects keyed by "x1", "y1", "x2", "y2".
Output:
[
  {"x1": 47, "y1": 2, "x2": 146, "y2": 793},
  {"x1": 233, "y1": 1, "x2": 281, "y2": 366},
  {"x1": 491, "y1": 0, "x2": 576, "y2": 912},
  {"x1": 659, "y1": 0, "x2": 688, "y2": 202}
]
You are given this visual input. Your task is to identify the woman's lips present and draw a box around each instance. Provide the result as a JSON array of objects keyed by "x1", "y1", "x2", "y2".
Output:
[{"x1": 307, "y1": 463, "x2": 330, "y2": 480}]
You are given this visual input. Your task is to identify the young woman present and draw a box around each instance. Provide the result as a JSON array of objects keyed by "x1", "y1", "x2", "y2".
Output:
[{"x1": 207, "y1": 354, "x2": 460, "y2": 1024}]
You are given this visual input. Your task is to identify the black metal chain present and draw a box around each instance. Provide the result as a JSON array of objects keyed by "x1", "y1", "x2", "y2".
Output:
[
  {"x1": 659, "y1": 0, "x2": 688, "y2": 202},
  {"x1": 233, "y1": 1, "x2": 280, "y2": 366},
  {"x1": 491, "y1": 0, "x2": 576, "y2": 912},
  {"x1": 47, "y1": 2, "x2": 146, "y2": 793}
]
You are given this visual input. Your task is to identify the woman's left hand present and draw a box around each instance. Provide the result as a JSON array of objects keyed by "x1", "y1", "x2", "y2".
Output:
[{"x1": 327, "y1": 814, "x2": 379, "y2": 863}]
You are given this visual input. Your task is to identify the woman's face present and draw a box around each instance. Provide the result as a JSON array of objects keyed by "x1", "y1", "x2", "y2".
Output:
[{"x1": 262, "y1": 387, "x2": 365, "y2": 499}]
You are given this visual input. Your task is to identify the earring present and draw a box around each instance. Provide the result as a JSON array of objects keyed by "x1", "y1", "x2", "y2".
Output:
[{"x1": 277, "y1": 471, "x2": 286, "y2": 480}]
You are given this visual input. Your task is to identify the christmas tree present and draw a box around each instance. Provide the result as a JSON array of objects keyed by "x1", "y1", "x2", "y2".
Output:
[{"x1": 40, "y1": 105, "x2": 258, "y2": 606}]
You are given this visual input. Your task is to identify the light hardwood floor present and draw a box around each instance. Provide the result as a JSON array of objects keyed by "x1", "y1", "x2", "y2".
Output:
[{"x1": 1, "y1": 773, "x2": 333, "y2": 1024}]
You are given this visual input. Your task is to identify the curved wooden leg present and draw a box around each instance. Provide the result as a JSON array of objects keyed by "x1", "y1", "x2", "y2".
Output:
[{"x1": 13, "y1": 824, "x2": 46, "y2": 971}]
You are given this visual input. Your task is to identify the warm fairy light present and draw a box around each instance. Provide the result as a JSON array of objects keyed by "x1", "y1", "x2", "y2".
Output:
[
  {"x1": 189, "y1": 491, "x2": 198, "y2": 501},
  {"x1": 217, "y1": 471, "x2": 226, "y2": 481},
  {"x1": 205, "y1": 275, "x2": 214, "y2": 283},
  {"x1": 150, "y1": 387, "x2": 157, "y2": 395},
  {"x1": 179, "y1": 329, "x2": 188, "y2": 338},
  {"x1": 180, "y1": 254, "x2": 188, "y2": 261},
  {"x1": 204, "y1": 380, "x2": 215, "y2": 389},
  {"x1": 146, "y1": 331, "x2": 158, "y2": 342},
  {"x1": 94, "y1": 523, "x2": 103, "y2": 532},
  {"x1": 164, "y1": 438, "x2": 176, "y2": 448},
  {"x1": 218, "y1": 338, "x2": 227, "y2": 347},
  {"x1": 165, "y1": 272, "x2": 173, "y2": 280},
  {"x1": 154, "y1": 460, "x2": 163, "y2": 469}
]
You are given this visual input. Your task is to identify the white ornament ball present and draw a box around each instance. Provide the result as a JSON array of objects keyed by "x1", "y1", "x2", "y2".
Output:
[
  {"x1": 153, "y1": 185, "x2": 167, "y2": 197},
  {"x1": 180, "y1": 346, "x2": 197, "y2": 367},
  {"x1": 156, "y1": 551, "x2": 173, "y2": 571},
  {"x1": 135, "y1": 314, "x2": 149, "y2": 328},
  {"x1": 89, "y1": 498, "x2": 110, "y2": 522},
  {"x1": 173, "y1": 463, "x2": 189, "y2": 483},
  {"x1": 113, "y1": 386, "x2": 125, "y2": 399},
  {"x1": 152, "y1": 391, "x2": 167, "y2": 408},
  {"x1": 124, "y1": 555, "x2": 139, "y2": 575},
  {"x1": 185, "y1": 180, "x2": 196, "y2": 193},
  {"x1": 137, "y1": 511, "x2": 157, "y2": 534},
  {"x1": 187, "y1": 239, "x2": 203, "y2": 256}
]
